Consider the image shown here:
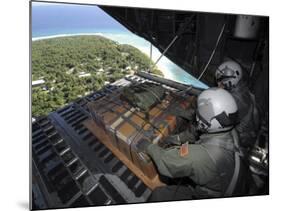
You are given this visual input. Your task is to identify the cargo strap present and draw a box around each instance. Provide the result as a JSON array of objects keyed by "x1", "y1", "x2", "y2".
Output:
[{"x1": 102, "y1": 93, "x2": 166, "y2": 137}]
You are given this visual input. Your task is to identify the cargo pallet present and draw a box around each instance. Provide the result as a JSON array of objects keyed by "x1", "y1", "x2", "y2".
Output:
[{"x1": 32, "y1": 73, "x2": 200, "y2": 209}]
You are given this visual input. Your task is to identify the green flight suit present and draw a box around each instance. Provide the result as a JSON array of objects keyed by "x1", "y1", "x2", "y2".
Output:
[
  {"x1": 147, "y1": 130, "x2": 239, "y2": 200},
  {"x1": 230, "y1": 82, "x2": 259, "y2": 149}
]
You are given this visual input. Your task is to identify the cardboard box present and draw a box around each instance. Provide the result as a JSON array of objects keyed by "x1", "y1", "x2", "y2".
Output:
[{"x1": 86, "y1": 90, "x2": 193, "y2": 180}]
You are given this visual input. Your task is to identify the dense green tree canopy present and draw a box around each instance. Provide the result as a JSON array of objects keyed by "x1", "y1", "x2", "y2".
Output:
[{"x1": 32, "y1": 35, "x2": 163, "y2": 117}]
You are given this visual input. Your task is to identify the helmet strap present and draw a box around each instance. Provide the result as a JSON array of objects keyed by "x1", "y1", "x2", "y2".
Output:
[{"x1": 212, "y1": 111, "x2": 238, "y2": 128}]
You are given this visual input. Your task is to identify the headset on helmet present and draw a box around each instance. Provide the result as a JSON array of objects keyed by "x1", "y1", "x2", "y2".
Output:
[
  {"x1": 215, "y1": 60, "x2": 243, "y2": 90},
  {"x1": 196, "y1": 87, "x2": 238, "y2": 133}
]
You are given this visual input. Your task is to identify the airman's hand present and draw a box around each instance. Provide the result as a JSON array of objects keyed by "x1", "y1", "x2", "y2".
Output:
[
  {"x1": 135, "y1": 139, "x2": 151, "y2": 153},
  {"x1": 167, "y1": 106, "x2": 195, "y2": 121},
  {"x1": 162, "y1": 135, "x2": 182, "y2": 146}
]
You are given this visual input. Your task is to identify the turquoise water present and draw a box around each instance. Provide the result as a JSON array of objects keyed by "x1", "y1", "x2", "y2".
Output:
[{"x1": 32, "y1": 2, "x2": 208, "y2": 89}]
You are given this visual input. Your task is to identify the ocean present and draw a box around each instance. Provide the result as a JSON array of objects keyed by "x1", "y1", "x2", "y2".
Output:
[{"x1": 32, "y1": 2, "x2": 208, "y2": 89}]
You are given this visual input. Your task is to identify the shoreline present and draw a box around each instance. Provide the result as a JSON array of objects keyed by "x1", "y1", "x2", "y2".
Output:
[
  {"x1": 32, "y1": 32, "x2": 168, "y2": 78},
  {"x1": 32, "y1": 33, "x2": 207, "y2": 88}
]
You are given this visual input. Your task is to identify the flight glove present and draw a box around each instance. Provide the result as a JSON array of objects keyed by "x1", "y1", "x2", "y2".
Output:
[
  {"x1": 162, "y1": 128, "x2": 197, "y2": 146},
  {"x1": 135, "y1": 139, "x2": 152, "y2": 153},
  {"x1": 167, "y1": 106, "x2": 195, "y2": 121}
]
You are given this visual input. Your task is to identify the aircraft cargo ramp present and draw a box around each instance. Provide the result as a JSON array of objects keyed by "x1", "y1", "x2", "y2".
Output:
[{"x1": 31, "y1": 72, "x2": 202, "y2": 209}]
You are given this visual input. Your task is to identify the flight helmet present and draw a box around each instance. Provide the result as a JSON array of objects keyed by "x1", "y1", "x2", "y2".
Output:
[
  {"x1": 215, "y1": 60, "x2": 243, "y2": 90},
  {"x1": 196, "y1": 87, "x2": 238, "y2": 133}
]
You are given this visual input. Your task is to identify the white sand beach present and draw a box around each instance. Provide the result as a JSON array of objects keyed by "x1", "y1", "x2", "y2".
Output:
[{"x1": 32, "y1": 33, "x2": 208, "y2": 88}]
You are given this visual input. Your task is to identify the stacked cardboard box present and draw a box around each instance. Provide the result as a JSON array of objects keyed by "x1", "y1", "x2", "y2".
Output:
[{"x1": 86, "y1": 88, "x2": 193, "y2": 180}]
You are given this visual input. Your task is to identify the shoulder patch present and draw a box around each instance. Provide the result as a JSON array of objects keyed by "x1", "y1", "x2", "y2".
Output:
[{"x1": 179, "y1": 143, "x2": 189, "y2": 157}]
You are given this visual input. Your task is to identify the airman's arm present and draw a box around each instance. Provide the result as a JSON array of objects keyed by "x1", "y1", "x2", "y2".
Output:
[{"x1": 146, "y1": 144, "x2": 194, "y2": 178}]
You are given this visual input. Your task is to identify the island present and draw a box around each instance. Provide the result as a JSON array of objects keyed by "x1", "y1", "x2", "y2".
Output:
[{"x1": 32, "y1": 35, "x2": 163, "y2": 117}]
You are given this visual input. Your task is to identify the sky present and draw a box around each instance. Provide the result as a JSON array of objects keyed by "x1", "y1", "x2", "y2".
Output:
[{"x1": 31, "y1": 1, "x2": 208, "y2": 88}]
